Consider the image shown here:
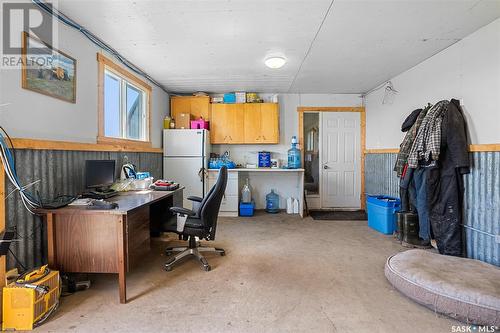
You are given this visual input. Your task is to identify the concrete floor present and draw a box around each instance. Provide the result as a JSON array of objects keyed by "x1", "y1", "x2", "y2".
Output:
[{"x1": 39, "y1": 213, "x2": 457, "y2": 333}]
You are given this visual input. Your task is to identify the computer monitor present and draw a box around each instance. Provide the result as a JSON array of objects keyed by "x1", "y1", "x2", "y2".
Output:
[{"x1": 85, "y1": 160, "x2": 116, "y2": 190}]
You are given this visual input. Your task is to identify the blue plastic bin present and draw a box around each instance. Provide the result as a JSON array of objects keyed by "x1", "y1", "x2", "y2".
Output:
[
  {"x1": 223, "y1": 93, "x2": 236, "y2": 103},
  {"x1": 366, "y1": 195, "x2": 401, "y2": 234},
  {"x1": 239, "y1": 201, "x2": 255, "y2": 217}
]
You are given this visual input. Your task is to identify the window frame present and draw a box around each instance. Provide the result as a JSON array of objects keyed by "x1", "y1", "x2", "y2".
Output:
[{"x1": 97, "y1": 53, "x2": 152, "y2": 148}]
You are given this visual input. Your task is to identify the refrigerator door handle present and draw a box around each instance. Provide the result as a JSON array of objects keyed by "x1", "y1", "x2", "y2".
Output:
[{"x1": 198, "y1": 168, "x2": 206, "y2": 182}]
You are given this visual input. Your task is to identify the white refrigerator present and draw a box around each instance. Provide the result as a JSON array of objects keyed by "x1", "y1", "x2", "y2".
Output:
[{"x1": 163, "y1": 129, "x2": 210, "y2": 207}]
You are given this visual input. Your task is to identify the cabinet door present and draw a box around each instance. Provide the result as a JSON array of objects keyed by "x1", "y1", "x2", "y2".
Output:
[
  {"x1": 190, "y1": 96, "x2": 210, "y2": 120},
  {"x1": 210, "y1": 104, "x2": 230, "y2": 143},
  {"x1": 243, "y1": 104, "x2": 262, "y2": 143},
  {"x1": 170, "y1": 97, "x2": 191, "y2": 122},
  {"x1": 226, "y1": 104, "x2": 245, "y2": 144},
  {"x1": 260, "y1": 103, "x2": 279, "y2": 143},
  {"x1": 170, "y1": 97, "x2": 210, "y2": 122}
]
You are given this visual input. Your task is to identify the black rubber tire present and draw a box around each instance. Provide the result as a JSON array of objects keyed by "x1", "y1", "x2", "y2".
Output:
[{"x1": 203, "y1": 265, "x2": 211, "y2": 272}]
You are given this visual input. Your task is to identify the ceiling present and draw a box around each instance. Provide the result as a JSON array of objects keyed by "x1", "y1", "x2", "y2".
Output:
[{"x1": 56, "y1": 0, "x2": 500, "y2": 94}]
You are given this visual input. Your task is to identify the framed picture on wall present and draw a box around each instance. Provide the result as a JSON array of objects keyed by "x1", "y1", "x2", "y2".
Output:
[{"x1": 21, "y1": 32, "x2": 77, "y2": 103}]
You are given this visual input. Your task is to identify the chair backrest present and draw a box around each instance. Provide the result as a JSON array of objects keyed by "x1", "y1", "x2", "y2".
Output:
[{"x1": 197, "y1": 166, "x2": 228, "y2": 240}]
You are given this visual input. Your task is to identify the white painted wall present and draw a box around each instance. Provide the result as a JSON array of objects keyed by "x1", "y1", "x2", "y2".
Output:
[
  {"x1": 365, "y1": 18, "x2": 500, "y2": 149},
  {"x1": 0, "y1": 4, "x2": 169, "y2": 148},
  {"x1": 212, "y1": 93, "x2": 362, "y2": 209},
  {"x1": 212, "y1": 93, "x2": 362, "y2": 164}
]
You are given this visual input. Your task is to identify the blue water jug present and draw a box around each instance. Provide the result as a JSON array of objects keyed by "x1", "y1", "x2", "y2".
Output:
[
  {"x1": 287, "y1": 136, "x2": 301, "y2": 169},
  {"x1": 266, "y1": 189, "x2": 280, "y2": 213}
]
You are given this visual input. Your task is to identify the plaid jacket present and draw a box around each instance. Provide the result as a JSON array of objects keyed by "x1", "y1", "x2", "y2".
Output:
[
  {"x1": 407, "y1": 100, "x2": 449, "y2": 168},
  {"x1": 394, "y1": 105, "x2": 430, "y2": 176}
]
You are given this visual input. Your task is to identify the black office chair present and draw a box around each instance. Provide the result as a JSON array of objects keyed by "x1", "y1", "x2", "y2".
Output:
[{"x1": 163, "y1": 166, "x2": 228, "y2": 271}]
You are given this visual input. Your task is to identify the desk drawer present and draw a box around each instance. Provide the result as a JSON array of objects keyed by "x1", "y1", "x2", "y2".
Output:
[
  {"x1": 208, "y1": 177, "x2": 238, "y2": 196},
  {"x1": 220, "y1": 195, "x2": 238, "y2": 212},
  {"x1": 209, "y1": 171, "x2": 238, "y2": 179},
  {"x1": 126, "y1": 206, "x2": 150, "y2": 270}
]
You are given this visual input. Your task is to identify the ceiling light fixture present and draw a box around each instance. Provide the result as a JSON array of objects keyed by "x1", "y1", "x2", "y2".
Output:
[{"x1": 264, "y1": 56, "x2": 286, "y2": 69}]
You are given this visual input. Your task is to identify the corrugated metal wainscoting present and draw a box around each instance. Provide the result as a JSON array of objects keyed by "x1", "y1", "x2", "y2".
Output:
[
  {"x1": 5, "y1": 149, "x2": 163, "y2": 269},
  {"x1": 364, "y1": 153, "x2": 399, "y2": 197},
  {"x1": 365, "y1": 152, "x2": 500, "y2": 266}
]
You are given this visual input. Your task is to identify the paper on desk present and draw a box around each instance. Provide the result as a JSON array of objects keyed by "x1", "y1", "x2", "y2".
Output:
[{"x1": 69, "y1": 198, "x2": 93, "y2": 206}]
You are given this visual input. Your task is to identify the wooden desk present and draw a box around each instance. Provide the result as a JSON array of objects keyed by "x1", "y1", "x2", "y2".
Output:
[{"x1": 39, "y1": 188, "x2": 183, "y2": 304}]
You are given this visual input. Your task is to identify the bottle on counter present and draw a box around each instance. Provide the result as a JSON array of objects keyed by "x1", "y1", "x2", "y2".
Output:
[
  {"x1": 241, "y1": 178, "x2": 252, "y2": 203},
  {"x1": 163, "y1": 116, "x2": 171, "y2": 129},
  {"x1": 287, "y1": 136, "x2": 301, "y2": 169}
]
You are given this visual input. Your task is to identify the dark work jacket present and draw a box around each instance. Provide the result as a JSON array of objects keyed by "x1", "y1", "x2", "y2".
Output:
[
  {"x1": 427, "y1": 99, "x2": 470, "y2": 256},
  {"x1": 401, "y1": 108, "x2": 422, "y2": 132},
  {"x1": 440, "y1": 99, "x2": 470, "y2": 175}
]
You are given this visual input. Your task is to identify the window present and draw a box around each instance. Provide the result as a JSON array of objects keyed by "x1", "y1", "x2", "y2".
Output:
[{"x1": 98, "y1": 53, "x2": 151, "y2": 146}]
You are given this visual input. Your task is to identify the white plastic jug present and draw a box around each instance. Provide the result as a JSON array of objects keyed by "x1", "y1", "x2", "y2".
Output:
[{"x1": 286, "y1": 197, "x2": 294, "y2": 214}]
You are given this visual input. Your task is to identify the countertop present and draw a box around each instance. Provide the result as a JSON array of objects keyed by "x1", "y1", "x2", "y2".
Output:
[{"x1": 208, "y1": 168, "x2": 304, "y2": 172}]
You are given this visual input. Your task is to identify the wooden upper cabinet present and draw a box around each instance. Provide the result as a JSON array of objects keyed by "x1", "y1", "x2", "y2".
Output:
[
  {"x1": 243, "y1": 104, "x2": 262, "y2": 143},
  {"x1": 170, "y1": 96, "x2": 210, "y2": 122},
  {"x1": 210, "y1": 104, "x2": 244, "y2": 144},
  {"x1": 209, "y1": 102, "x2": 279, "y2": 145},
  {"x1": 259, "y1": 103, "x2": 279, "y2": 143},
  {"x1": 243, "y1": 103, "x2": 279, "y2": 144}
]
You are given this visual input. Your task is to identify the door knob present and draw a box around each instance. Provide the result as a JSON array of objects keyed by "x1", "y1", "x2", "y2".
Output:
[{"x1": 323, "y1": 165, "x2": 330, "y2": 169}]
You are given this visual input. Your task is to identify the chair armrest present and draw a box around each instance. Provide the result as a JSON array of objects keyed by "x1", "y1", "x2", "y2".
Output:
[
  {"x1": 187, "y1": 196, "x2": 203, "y2": 202},
  {"x1": 169, "y1": 207, "x2": 196, "y2": 217}
]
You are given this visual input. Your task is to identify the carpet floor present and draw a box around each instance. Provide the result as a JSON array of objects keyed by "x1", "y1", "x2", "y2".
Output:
[{"x1": 38, "y1": 212, "x2": 457, "y2": 333}]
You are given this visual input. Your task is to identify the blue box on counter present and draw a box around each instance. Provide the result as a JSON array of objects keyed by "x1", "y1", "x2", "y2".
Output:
[
  {"x1": 223, "y1": 93, "x2": 236, "y2": 103},
  {"x1": 135, "y1": 172, "x2": 150, "y2": 180},
  {"x1": 366, "y1": 195, "x2": 401, "y2": 234},
  {"x1": 239, "y1": 201, "x2": 255, "y2": 217},
  {"x1": 258, "y1": 151, "x2": 271, "y2": 167}
]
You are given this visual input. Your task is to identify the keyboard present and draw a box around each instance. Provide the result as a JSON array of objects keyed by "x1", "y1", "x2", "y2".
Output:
[
  {"x1": 40, "y1": 195, "x2": 77, "y2": 209},
  {"x1": 82, "y1": 190, "x2": 118, "y2": 200}
]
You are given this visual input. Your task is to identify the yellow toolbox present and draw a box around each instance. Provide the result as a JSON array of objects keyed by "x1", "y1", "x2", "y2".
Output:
[{"x1": 2, "y1": 265, "x2": 60, "y2": 331}]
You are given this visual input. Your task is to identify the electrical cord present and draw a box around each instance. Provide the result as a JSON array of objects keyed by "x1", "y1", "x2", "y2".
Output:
[
  {"x1": 0, "y1": 126, "x2": 15, "y2": 166},
  {"x1": 8, "y1": 248, "x2": 27, "y2": 272},
  {"x1": 0, "y1": 123, "x2": 50, "y2": 214},
  {"x1": 0, "y1": 135, "x2": 40, "y2": 214}
]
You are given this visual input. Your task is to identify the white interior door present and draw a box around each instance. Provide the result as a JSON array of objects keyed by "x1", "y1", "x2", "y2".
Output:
[{"x1": 320, "y1": 112, "x2": 361, "y2": 208}]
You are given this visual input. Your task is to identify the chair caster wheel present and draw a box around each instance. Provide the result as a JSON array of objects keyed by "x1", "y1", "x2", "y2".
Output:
[
  {"x1": 165, "y1": 265, "x2": 173, "y2": 272},
  {"x1": 166, "y1": 251, "x2": 172, "y2": 256},
  {"x1": 220, "y1": 251, "x2": 226, "y2": 256},
  {"x1": 203, "y1": 265, "x2": 211, "y2": 272}
]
